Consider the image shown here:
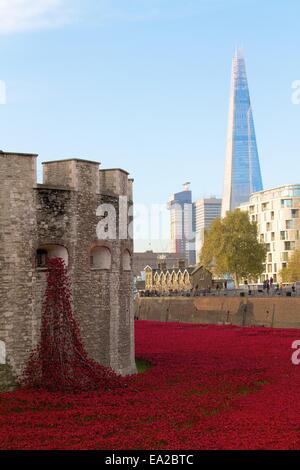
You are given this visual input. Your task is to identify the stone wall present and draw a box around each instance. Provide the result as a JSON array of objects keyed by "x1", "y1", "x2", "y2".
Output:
[
  {"x1": 136, "y1": 297, "x2": 300, "y2": 329},
  {"x1": 0, "y1": 365, "x2": 17, "y2": 393},
  {"x1": 0, "y1": 152, "x2": 38, "y2": 389}
]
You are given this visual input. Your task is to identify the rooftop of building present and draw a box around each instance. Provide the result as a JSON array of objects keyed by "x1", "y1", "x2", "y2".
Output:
[
  {"x1": 240, "y1": 184, "x2": 300, "y2": 206},
  {"x1": 43, "y1": 158, "x2": 100, "y2": 165},
  {"x1": 134, "y1": 250, "x2": 186, "y2": 256},
  {"x1": 42, "y1": 160, "x2": 130, "y2": 176},
  {"x1": 101, "y1": 168, "x2": 129, "y2": 175},
  {"x1": 195, "y1": 197, "x2": 222, "y2": 205},
  {"x1": 151, "y1": 266, "x2": 196, "y2": 275},
  {"x1": 0, "y1": 151, "x2": 38, "y2": 157}
]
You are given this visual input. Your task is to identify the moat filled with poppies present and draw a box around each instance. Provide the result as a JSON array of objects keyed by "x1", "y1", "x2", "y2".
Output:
[{"x1": 1, "y1": 321, "x2": 300, "y2": 450}]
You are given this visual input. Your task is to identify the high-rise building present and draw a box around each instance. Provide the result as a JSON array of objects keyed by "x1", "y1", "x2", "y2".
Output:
[
  {"x1": 168, "y1": 183, "x2": 196, "y2": 266},
  {"x1": 222, "y1": 49, "x2": 263, "y2": 217},
  {"x1": 195, "y1": 197, "x2": 222, "y2": 261},
  {"x1": 239, "y1": 184, "x2": 300, "y2": 283}
]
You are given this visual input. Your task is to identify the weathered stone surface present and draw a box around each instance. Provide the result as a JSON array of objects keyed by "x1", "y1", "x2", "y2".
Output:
[
  {"x1": 0, "y1": 153, "x2": 136, "y2": 391},
  {"x1": 136, "y1": 296, "x2": 300, "y2": 329},
  {"x1": 0, "y1": 364, "x2": 17, "y2": 392}
]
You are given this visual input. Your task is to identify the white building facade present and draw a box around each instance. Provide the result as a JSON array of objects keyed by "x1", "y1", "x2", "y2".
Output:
[
  {"x1": 240, "y1": 184, "x2": 300, "y2": 283},
  {"x1": 195, "y1": 197, "x2": 222, "y2": 262},
  {"x1": 168, "y1": 184, "x2": 196, "y2": 266}
]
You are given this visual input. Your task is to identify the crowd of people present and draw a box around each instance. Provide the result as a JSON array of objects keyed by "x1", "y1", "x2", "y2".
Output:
[
  {"x1": 138, "y1": 285, "x2": 231, "y2": 298},
  {"x1": 138, "y1": 282, "x2": 298, "y2": 298}
]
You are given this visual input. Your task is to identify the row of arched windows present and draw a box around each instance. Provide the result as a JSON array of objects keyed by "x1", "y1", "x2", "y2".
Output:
[
  {"x1": 154, "y1": 270, "x2": 190, "y2": 286},
  {"x1": 36, "y1": 245, "x2": 132, "y2": 271},
  {"x1": 90, "y1": 246, "x2": 131, "y2": 271},
  {"x1": 144, "y1": 266, "x2": 192, "y2": 292}
]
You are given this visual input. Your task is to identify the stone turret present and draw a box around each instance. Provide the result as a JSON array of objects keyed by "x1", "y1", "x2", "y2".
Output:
[{"x1": 0, "y1": 153, "x2": 136, "y2": 391}]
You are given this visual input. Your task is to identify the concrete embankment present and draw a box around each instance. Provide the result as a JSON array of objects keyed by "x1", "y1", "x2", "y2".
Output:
[{"x1": 135, "y1": 296, "x2": 300, "y2": 329}]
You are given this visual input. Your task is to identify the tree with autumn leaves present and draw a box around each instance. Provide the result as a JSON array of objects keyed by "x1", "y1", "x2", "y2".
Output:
[{"x1": 200, "y1": 209, "x2": 266, "y2": 286}]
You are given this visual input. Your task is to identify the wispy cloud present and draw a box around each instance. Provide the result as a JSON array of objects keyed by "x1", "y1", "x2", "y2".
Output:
[
  {"x1": 95, "y1": 0, "x2": 213, "y2": 24},
  {"x1": 0, "y1": 0, "x2": 73, "y2": 34},
  {"x1": 97, "y1": 0, "x2": 162, "y2": 23}
]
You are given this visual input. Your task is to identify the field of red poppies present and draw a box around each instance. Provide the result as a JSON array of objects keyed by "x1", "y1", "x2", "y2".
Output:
[{"x1": 1, "y1": 320, "x2": 300, "y2": 450}]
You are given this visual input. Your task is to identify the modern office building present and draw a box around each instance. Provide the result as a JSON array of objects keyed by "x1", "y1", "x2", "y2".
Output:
[
  {"x1": 222, "y1": 49, "x2": 263, "y2": 217},
  {"x1": 195, "y1": 197, "x2": 222, "y2": 262},
  {"x1": 240, "y1": 184, "x2": 300, "y2": 283},
  {"x1": 168, "y1": 183, "x2": 196, "y2": 266}
]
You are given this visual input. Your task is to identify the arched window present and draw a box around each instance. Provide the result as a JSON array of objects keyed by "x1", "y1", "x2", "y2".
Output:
[
  {"x1": 177, "y1": 272, "x2": 183, "y2": 284},
  {"x1": 122, "y1": 250, "x2": 132, "y2": 271},
  {"x1": 36, "y1": 249, "x2": 48, "y2": 268},
  {"x1": 154, "y1": 272, "x2": 160, "y2": 287},
  {"x1": 184, "y1": 271, "x2": 190, "y2": 285},
  {"x1": 36, "y1": 245, "x2": 69, "y2": 268},
  {"x1": 90, "y1": 246, "x2": 111, "y2": 270},
  {"x1": 144, "y1": 266, "x2": 152, "y2": 290},
  {"x1": 0, "y1": 340, "x2": 6, "y2": 365}
]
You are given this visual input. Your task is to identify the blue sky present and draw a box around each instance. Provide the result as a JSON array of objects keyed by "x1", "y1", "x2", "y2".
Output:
[{"x1": 1, "y1": 0, "x2": 300, "y2": 251}]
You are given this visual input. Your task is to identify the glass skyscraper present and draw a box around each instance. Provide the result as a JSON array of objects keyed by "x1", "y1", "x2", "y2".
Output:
[
  {"x1": 221, "y1": 49, "x2": 263, "y2": 217},
  {"x1": 195, "y1": 197, "x2": 222, "y2": 262},
  {"x1": 168, "y1": 183, "x2": 196, "y2": 266}
]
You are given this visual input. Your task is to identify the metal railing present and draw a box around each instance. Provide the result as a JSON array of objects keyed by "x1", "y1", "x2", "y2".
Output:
[{"x1": 138, "y1": 288, "x2": 300, "y2": 298}]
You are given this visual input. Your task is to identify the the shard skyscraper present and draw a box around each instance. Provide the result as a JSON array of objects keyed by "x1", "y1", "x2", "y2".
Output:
[{"x1": 221, "y1": 49, "x2": 263, "y2": 217}]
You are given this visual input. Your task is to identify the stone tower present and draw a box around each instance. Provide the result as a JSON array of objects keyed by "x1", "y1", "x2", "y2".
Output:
[{"x1": 0, "y1": 152, "x2": 136, "y2": 391}]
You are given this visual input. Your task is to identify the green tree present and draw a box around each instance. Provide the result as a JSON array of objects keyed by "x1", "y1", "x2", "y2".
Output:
[
  {"x1": 200, "y1": 209, "x2": 266, "y2": 286},
  {"x1": 280, "y1": 250, "x2": 300, "y2": 283}
]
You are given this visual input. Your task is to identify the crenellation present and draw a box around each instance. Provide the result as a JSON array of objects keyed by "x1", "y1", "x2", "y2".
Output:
[
  {"x1": 100, "y1": 169, "x2": 129, "y2": 196},
  {"x1": 43, "y1": 160, "x2": 76, "y2": 189},
  {"x1": 43, "y1": 159, "x2": 101, "y2": 193}
]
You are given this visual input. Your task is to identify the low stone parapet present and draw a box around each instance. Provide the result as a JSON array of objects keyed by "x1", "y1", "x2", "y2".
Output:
[{"x1": 135, "y1": 296, "x2": 300, "y2": 329}]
